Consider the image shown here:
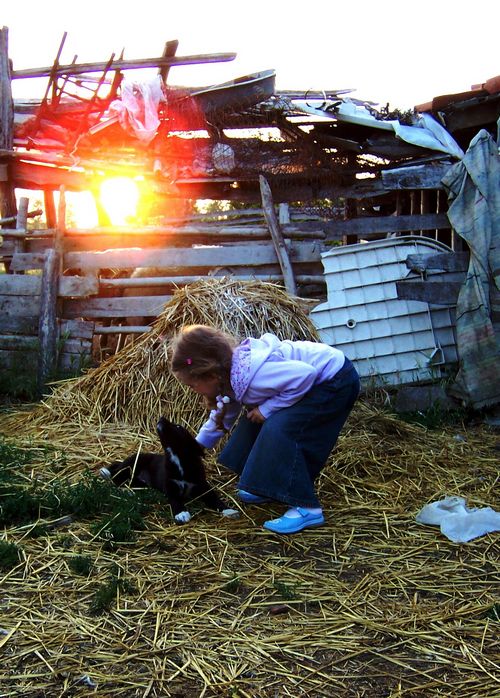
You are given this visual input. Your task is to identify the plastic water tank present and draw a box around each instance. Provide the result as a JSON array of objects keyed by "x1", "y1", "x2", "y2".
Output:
[{"x1": 310, "y1": 236, "x2": 458, "y2": 386}]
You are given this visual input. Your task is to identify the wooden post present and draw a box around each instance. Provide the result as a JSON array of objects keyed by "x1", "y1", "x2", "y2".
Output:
[
  {"x1": 278, "y1": 203, "x2": 290, "y2": 225},
  {"x1": 0, "y1": 26, "x2": 16, "y2": 222},
  {"x1": 12, "y1": 196, "x2": 28, "y2": 268},
  {"x1": 343, "y1": 198, "x2": 358, "y2": 245},
  {"x1": 37, "y1": 186, "x2": 65, "y2": 394},
  {"x1": 158, "y1": 40, "x2": 179, "y2": 84},
  {"x1": 259, "y1": 175, "x2": 297, "y2": 295},
  {"x1": 43, "y1": 189, "x2": 57, "y2": 228},
  {"x1": 37, "y1": 248, "x2": 61, "y2": 394}
]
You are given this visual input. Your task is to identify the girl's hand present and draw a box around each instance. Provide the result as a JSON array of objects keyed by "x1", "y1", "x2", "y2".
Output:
[{"x1": 247, "y1": 407, "x2": 265, "y2": 424}]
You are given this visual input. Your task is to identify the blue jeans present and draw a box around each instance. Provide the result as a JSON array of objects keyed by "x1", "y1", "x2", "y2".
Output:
[{"x1": 218, "y1": 358, "x2": 360, "y2": 508}]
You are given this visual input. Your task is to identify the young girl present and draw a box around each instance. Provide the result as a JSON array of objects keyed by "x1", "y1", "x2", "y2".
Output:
[{"x1": 170, "y1": 325, "x2": 360, "y2": 534}]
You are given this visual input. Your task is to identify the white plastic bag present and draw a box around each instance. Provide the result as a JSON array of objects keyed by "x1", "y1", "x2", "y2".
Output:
[
  {"x1": 416, "y1": 496, "x2": 500, "y2": 543},
  {"x1": 109, "y1": 76, "x2": 164, "y2": 144}
]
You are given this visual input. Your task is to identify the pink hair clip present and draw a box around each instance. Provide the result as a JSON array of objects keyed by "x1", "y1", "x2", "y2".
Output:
[{"x1": 186, "y1": 358, "x2": 192, "y2": 365}]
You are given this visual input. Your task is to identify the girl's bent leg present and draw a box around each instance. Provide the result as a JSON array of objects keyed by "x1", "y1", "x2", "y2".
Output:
[
  {"x1": 236, "y1": 367, "x2": 360, "y2": 508},
  {"x1": 218, "y1": 416, "x2": 261, "y2": 476}
]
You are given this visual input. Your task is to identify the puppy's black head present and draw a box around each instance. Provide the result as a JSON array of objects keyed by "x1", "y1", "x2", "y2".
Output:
[{"x1": 156, "y1": 417, "x2": 204, "y2": 460}]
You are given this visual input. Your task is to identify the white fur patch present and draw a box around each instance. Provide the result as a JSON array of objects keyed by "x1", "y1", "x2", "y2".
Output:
[
  {"x1": 175, "y1": 511, "x2": 192, "y2": 524},
  {"x1": 99, "y1": 468, "x2": 111, "y2": 479},
  {"x1": 166, "y1": 447, "x2": 183, "y2": 477},
  {"x1": 222, "y1": 508, "x2": 240, "y2": 519}
]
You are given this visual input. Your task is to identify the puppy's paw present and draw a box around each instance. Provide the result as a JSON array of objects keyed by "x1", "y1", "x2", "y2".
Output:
[
  {"x1": 221, "y1": 508, "x2": 240, "y2": 519},
  {"x1": 175, "y1": 511, "x2": 192, "y2": 524},
  {"x1": 99, "y1": 467, "x2": 111, "y2": 479}
]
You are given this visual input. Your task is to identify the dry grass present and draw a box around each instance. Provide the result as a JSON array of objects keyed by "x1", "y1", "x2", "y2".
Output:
[{"x1": 0, "y1": 279, "x2": 498, "y2": 697}]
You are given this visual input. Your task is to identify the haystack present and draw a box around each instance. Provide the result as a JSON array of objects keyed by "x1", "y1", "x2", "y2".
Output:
[{"x1": 0, "y1": 278, "x2": 320, "y2": 465}]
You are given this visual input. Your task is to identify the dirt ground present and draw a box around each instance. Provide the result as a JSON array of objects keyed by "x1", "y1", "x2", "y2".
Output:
[{"x1": 0, "y1": 399, "x2": 499, "y2": 697}]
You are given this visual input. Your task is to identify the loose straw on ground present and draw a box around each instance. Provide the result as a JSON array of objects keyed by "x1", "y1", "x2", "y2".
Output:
[{"x1": 0, "y1": 278, "x2": 498, "y2": 697}]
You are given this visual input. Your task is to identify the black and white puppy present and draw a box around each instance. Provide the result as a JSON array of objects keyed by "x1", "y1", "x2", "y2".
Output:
[{"x1": 99, "y1": 417, "x2": 239, "y2": 524}]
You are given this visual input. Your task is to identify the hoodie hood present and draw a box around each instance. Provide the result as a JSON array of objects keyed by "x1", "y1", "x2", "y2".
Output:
[{"x1": 231, "y1": 334, "x2": 281, "y2": 402}]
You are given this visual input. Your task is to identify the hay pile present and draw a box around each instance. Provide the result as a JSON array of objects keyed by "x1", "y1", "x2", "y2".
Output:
[
  {"x1": 0, "y1": 278, "x2": 319, "y2": 464},
  {"x1": 0, "y1": 277, "x2": 499, "y2": 697}
]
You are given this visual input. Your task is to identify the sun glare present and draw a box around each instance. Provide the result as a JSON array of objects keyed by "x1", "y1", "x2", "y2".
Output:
[
  {"x1": 99, "y1": 177, "x2": 140, "y2": 225},
  {"x1": 65, "y1": 191, "x2": 98, "y2": 229}
]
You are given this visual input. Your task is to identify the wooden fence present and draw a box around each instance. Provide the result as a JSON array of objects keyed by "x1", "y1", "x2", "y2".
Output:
[{"x1": 0, "y1": 167, "x2": 459, "y2": 395}]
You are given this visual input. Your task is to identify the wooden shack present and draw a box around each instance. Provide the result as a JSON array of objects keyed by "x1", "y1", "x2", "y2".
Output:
[{"x1": 1, "y1": 27, "x2": 498, "y2": 395}]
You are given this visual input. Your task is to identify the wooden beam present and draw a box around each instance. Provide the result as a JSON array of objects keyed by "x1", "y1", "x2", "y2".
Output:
[
  {"x1": 63, "y1": 240, "x2": 322, "y2": 271},
  {"x1": 101, "y1": 273, "x2": 325, "y2": 289},
  {"x1": 11, "y1": 52, "x2": 237, "y2": 79},
  {"x1": 405, "y1": 252, "x2": 469, "y2": 273},
  {"x1": 37, "y1": 248, "x2": 61, "y2": 392},
  {"x1": 63, "y1": 295, "x2": 172, "y2": 319},
  {"x1": 381, "y1": 162, "x2": 453, "y2": 189},
  {"x1": 11, "y1": 159, "x2": 90, "y2": 191},
  {"x1": 396, "y1": 280, "x2": 462, "y2": 305},
  {"x1": 444, "y1": 94, "x2": 500, "y2": 132},
  {"x1": 322, "y1": 213, "x2": 450, "y2": 240},
  {"x1": 0, "y1": 26, "x2": 16, "y2": 221},
  {"x1": 0, "y1": 207, "x2": 43, "y2": 225},
  {"x1": 259, "y1": 175, "x2": 297, "y2": 295},
  {"x1": 158, "y1": 40, "x2": 179, "y2": 83},
  {"x1": 37, "y1": 185, "x2": 65, "y2": 394}
]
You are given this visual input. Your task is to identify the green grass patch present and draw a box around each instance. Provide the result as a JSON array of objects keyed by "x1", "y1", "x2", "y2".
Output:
[
  {"x1": 273, "y1": 580, "x2": 299, "y2": 600},
  {"x1": 0, "y1": 540, "x2": 21, "y2": 570},
  {"x1": 89, "y1": 565, "x2": 136, "y2": 615},
  {"x1": 68, "y1": 554, "x2": 94, "y2": 576},
  {"x1": 0, "y1": 438, "x2": 166, "y2": 546}
]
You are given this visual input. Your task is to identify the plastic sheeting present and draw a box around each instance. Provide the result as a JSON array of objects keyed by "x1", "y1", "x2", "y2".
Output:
[
  {"x1": 442, "y1": 128, "x2": 500, "y2": 409},
  {"x1": 109, "y1": 76, "x2": 164, "y2": 144},
  {"x1": 292, "y1": 99, "x2": 464, "y2": 159}
]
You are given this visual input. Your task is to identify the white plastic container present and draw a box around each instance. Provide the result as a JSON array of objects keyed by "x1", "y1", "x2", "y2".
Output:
[{"x1": 310, "y1": 236, "x2": 458, "y2": 386}]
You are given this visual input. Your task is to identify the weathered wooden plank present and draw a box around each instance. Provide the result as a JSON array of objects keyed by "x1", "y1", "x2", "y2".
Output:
[
  {"x1": 0, "y1": 271, "x2": 97, "y2": 300},
  {"x1": 444, "y1": 94, "x2": 500, "y2": 132},
  {"x1": 59, "y1": 337, "x2": 92, "y2": 354},
  {"x1": 405, "y1": 252, "x2": 469, "y2": 273},
  {"x1": 396, "y1": 280, "x2": 462, "y2": 305},
  {"x1": 0, "y1": 208, "x2": 43, "y2": 225},
  {"x1": 11, "y1": 159, "x2": 90, "y2": 191},
  {"x1": 60, "y1": 318, "x2": 95, "y2": 341},
  {"x1": 63, "y1": 295, "x2": 172, "y2": 319},
  {"x1": 260, "y1": 175, "x2": 297, "y2": 295},
  {"x1": 23, "y1": 228, "x2": 326, "y2": 256},
  {"x1": 0, "y1": 348, "x2": 89, "y2": 373},
  {"x1": 0, "y1": 349, "x2": 38, "y2": 369},
  {"x1": 0, "y1": 295, "x2": 41, "y2": 316},
  {"x1": 10, "y1": 252, "x2": 50, "y2": 270},
  {"x1": 38, "y1": 248, "x2": 61, "y2": 392},
  {"x1": 0, "y1": 315, "x2": 38, "y2": 334},
  {"x1": 0, "y1": 239, "x2": 15, "y2": 255},
  {"x1": 381, "y1": 162, "x2": 453, "y2": 189},
  {"x1": 100, "y1": 273, "x2": 325, "y2": 289},
  {"x1": 12, "y1": 51, "x2": 237, "y2": 79},
  {"x1": 0, "y1": 335, "x2": 39, "y2": 351},
  {"x1": 59, "y1": 275, "x2": 99, "y2": 297},
  {"x1": 323, "y1": 213, "x2": 450, "y2": 239},
  {"x1": 0, "y1": 316, "x2": 94, "y2": 339},
  {"x1": 95, "y1": 325, "x2": 151, "y2": 335},
  {"x1": 0, "y1": 273, "x2": 41, "y2": 294},
  {"x1": 12, "y1": 240, "x2": 322, "y2": 273}
]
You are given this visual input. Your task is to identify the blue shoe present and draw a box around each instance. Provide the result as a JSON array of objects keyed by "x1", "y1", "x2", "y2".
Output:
[
  {"x1": 263, "y1": 508, "x2": 325, "y2": 534},
  {"x1": 237, "y1": 489, "x2": 272, "y2": 504}
]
